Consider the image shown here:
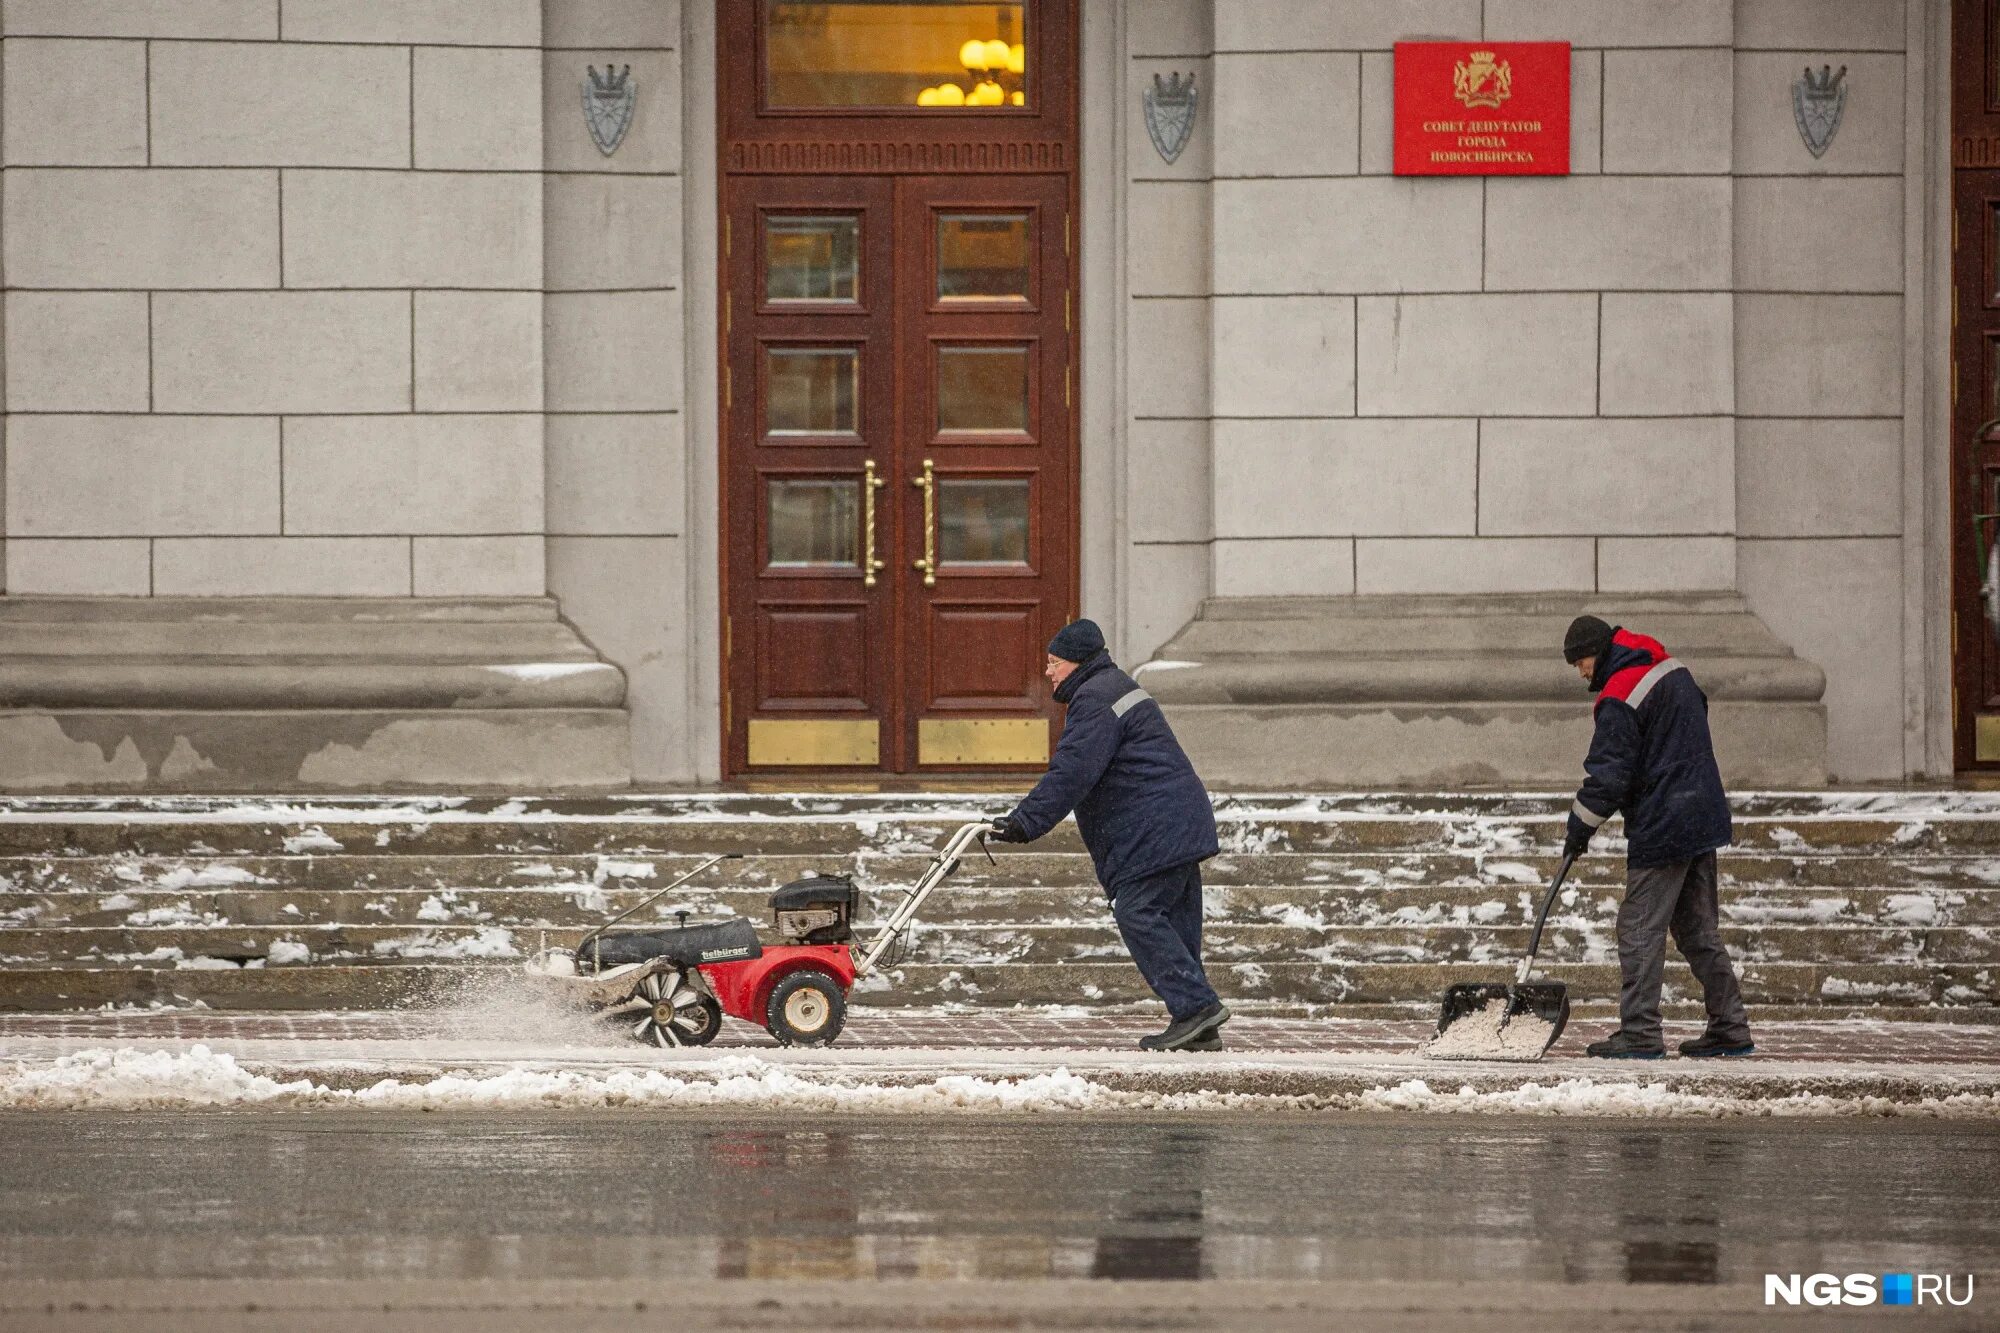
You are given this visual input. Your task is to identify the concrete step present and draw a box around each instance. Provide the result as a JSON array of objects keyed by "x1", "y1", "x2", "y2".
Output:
[
  {"x1": 0, "y1": 620, "x2": 597, "y2": 661},
  {"x1": 0, "y1": 596, "x2": 563, "y2": 624},
  {"x1": 9, "y1": 882, "x2": 1997, "y2": 931},
  {"x1": 3, "y1": 793, "x2": 1996, "y2": 1013},
  {"x1": 0, "y1": 959, "x2": 1989, "y2": 1012},
  {"x1": 11, "y1": 810, "x2": 2000, "y2": 855},
  {"x1": 0, "y1": 709, "x2": 632, "y2": 793},
  {"x1": 6, "y1": 789, "x2": 1996, "y2": 819},
  {"x1": 0, "y1": 599, "x2": 634, "y2": 792},
  {"x1": 1148, "y1": 594, "x2": 1828, "y2": 786},
  {"x1": 3, "y1": 922, "x2": 1987, "y2": 968},
  {"x1": 1162, "y1": 593, "x2": 1795, "y2": 657},
  {"x1": 0, "y1": 661, "x2": 625, "y2": 710},
  {"x1": 15, "y1": 849, "x2": 2000, "y2": 897}
]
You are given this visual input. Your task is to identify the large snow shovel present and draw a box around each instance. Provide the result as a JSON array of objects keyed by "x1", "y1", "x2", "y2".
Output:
[{"x1": 1423, "y1": 851, "x2": 1576, "y2": 1061}]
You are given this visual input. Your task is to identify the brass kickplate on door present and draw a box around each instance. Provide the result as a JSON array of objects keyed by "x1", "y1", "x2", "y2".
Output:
[
  {"x1": 1978, "y1": 715, "x2": 2000, "y2": 762},
  {"x1": 918, "y1": 718, "x2": 1050, "y2": 766},
  {"x1": 748, "y1": 719, "x2": 879, "y2": 766}
]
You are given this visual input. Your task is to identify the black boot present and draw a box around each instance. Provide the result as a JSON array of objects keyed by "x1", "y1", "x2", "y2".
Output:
[
  {"x1": 1138, "y1": 1002, "x2": 1229, "y2": 1051},
  {"x1": 1585, "y1": 1030, "x2": 1666, "y2": 1060},
  {"x1": 1678, "y1": 1031, "x2": 1755, "y2": 1058}
]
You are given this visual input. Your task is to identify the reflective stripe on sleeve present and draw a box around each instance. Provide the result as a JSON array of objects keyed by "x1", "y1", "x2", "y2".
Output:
[
  {"x1": 1624, "y1": 658, "x2": 1686, "y2": 710},
  {"x1": 1112, "y1": 687, "x2": 1152, "y2": 717},
  {"x1": 1570, "y1": 798, "x2": 1609, "y2": 828}
]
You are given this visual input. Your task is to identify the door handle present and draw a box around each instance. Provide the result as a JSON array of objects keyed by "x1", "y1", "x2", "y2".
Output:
[
  {"x1": 862, "y1": 459, "x2": 887, "y2": 588},
  {"x1": 911, "y1": 457, "x2": 937, "y2": 588}
]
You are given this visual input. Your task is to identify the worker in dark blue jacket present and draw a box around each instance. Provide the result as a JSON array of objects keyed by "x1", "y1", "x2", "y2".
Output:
[
  {"x1": 1562, "y1": 615, "x2": 1753, "y2": 1060},
  {"x1": 991, "y1": 619, "x2": 1227, "y2": 1051}
]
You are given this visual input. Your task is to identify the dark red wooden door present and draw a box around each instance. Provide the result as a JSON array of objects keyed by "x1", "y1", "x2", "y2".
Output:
[
  {"x1": 722, "y1": 173, "x2": 1073, "y2": 775},
  {"x1": 1953, "y1": 0, "x2": 2000, "y2": 768},
  {"x1": 725, "y1": 176, "x2": 897, "y2": 771},
  {"x1": 894, "y1": 174, "x2": 1073, "y2": 772}
]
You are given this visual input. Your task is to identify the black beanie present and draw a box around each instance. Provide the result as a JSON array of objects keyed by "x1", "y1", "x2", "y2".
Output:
[
  {"x1": 1563, "y1": 615, "x2": 1615, "y2": 665},
  {"x1": 1047, "y1": 618, "x2": 1105, "y2": 663}
]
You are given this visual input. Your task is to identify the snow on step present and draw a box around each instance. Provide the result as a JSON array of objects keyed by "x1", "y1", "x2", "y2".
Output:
[{"x1": 1, "y1": 792, "x2": 1997, "y2": 1013}]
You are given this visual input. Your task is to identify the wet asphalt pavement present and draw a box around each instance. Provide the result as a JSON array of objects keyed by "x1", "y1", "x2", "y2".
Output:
[{"x1": 0, "y1": 1109, "x2": 1994, "y2": 1292}]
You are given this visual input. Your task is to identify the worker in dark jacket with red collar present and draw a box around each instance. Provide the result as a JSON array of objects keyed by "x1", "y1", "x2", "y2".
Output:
[
  {"x1": 1562, "y1": 615, "x2": 1754, "y2": 1060},
  {"x1": 991, "y1": 619, "x2": 1227, "y2": 1051}
]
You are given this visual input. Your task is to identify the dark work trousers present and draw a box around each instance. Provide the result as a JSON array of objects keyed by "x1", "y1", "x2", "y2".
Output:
[
  {"x1": 1109, "y1": 860, "x2": 1219, "y2": 1022},
  {"x1": 1617, "y1": 851, "x2": 1751, "y2": 1044}
]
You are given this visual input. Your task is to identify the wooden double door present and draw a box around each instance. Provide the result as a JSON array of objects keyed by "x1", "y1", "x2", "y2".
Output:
[
  {"x1": 723, "y1": 173, "x2": 1074, "y2": 775},
  {"x1": 1955, "y1": 0, "x2": 2000, "y2": 768}
]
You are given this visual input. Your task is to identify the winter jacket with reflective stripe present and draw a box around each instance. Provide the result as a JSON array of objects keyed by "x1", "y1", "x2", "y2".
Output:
[
  {"x1": 1567, "y1": 628, "x2": 1734, "y2": 868},
  {"x1": 1007, "y1": 652, "x2": 1219, "y2": 894}
]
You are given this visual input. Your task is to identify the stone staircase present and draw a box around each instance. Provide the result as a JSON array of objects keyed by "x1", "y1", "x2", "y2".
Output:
[
  {"x1": 0, "y1": 597, "x2": 632, "y2": 791},
  {"x1": 1149, "y1": 593, "x2": 1827, "y2": 787},
  {"x1": 1, "y1": 793, "x2": 1996, "y2": 1019}
]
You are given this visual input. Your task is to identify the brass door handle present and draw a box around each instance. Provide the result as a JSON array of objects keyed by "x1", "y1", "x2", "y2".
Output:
[
  {"x1": 862, "y1": 459, "x2": 887, "y2": 588},
  {"x1": 911, "y1": 457, "x2": 936, "y2": 588}
]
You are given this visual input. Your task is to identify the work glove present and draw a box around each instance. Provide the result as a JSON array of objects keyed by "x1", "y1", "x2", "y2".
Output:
[
  {"x1": 1563, "y1": 811, "x2": 1595, "y2": 861},
  {"x1": 987, "y1": 816, "x2": 1028, "y2": 843}
]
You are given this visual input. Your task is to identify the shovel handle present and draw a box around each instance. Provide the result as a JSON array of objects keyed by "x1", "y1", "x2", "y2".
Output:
[{"x1": 1514, "y1": 850, "x2": 1576, "y2": 987}]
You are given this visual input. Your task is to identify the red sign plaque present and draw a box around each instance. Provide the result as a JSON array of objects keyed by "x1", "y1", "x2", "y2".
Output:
[{"x1": 1393, "y1": 41, "x2": 1571, "y2": 176}]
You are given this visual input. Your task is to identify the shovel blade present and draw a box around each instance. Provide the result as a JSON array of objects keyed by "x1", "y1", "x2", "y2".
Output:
[{"x1": 1432, "y1": 980, "x2": 1572, "y2": 1058}]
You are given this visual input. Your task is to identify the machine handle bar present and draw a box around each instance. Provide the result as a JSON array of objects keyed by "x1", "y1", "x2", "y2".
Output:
[{"x1": 855, "y1": 820, "x2": 994, "y2": 977}]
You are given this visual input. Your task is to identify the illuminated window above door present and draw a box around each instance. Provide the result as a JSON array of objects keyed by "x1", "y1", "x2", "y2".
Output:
[{"x1": 763, "y1": 1, "x2": 1029, "y2": 109}]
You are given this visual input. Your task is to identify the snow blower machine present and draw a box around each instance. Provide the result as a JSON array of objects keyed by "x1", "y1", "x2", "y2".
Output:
[{"x1": 523, "y1": 820, "x2": 994, "y2": 1048}]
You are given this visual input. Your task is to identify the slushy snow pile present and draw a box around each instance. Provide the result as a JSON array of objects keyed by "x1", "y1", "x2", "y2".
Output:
[
  {"x1": 5, "y1": 1046, "x2": 1998, "y2": 1119},
  {"x1": 0, "y1": 1047, "x2": 1124, "y2": 1113},
  {"x1": 1357, "y1": 1078, "x2": 2000, "y2": 1119},
  {"x1": 371, "y1": 926, "x2": 516, "y2": 959},
  {"x1": 1422, "y1": 1001, "x2": 1557, "y2": 1061},
  {"x1": 281, "y1": 828, "x2": 343, "y2": 854}
]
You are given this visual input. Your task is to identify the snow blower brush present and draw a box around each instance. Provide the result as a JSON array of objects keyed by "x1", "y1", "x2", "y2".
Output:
[{"x1": 1423, "y1": 850, "x2": 1576, "y2": 1062}]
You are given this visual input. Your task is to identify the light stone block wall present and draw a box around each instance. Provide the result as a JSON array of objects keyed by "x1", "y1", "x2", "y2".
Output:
[
  {"x1": 1184, "y1": 0, "x2": 1920, "y2": 780},
  {"x1": 1207, "y1": 1, "x2": 1738, "y2": 609},
  {"x1": 1730, "y1": 0, "x2": 1911, "y2": 778},
  {"x1": 1123, "y1": 3, "x2": 1213, "y2": 662},
  {"x1": 541, "y1": 0, "x2": 689, "y2": 782},
  {"x1": 0, "y1": 0, "x2": 1940, "y2": 786},
  {"x1": 1, "y1": 0, "x2": 549, "y2": 599}
]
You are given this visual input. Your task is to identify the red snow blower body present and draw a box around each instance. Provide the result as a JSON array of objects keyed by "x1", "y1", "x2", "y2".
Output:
[{"x1": 523, "y1": 822, "x2": 991, "y2": 1048}]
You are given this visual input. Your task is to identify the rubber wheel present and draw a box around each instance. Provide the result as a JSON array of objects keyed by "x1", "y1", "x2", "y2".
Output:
[
  {"x1": 765, "y1": 971, "x2": 846, "y2": 1047},
  {"x1": 669, "y1": 995, "x2": 723, "y2": 1047}
]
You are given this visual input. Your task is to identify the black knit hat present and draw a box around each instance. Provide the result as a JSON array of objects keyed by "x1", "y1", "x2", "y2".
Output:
[
  {"x1": 1047, "y1": 618, "x2": 1105, "y2": 663},
  {"x1": 1562, "y1": 615, "x2": 1615, "y2": 665}
]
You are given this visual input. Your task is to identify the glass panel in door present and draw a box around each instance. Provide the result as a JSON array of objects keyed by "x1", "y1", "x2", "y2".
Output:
[{"x1": 763, "y1": 1, "x2": 1029, "y2": 109}]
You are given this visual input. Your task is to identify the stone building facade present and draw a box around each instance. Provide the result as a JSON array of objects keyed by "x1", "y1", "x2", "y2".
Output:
[{"x1": 0, "y1": 1, "x2": 1958, "y2": 790}]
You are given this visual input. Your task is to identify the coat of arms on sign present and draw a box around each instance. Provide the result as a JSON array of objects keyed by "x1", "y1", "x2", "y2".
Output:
[
  {"x1": 584, "y1": 64, "x2": 637, "y2": 156},
  {"x1": 1792, "y1": 64, "x2": 1847, "y2": 158},
  {"x1": 1453, "y1": 50, "x2": 1513, "y2": 109},
  {"x1": 1143, "y1": 72, "x2": 1198, "y2": 165}
]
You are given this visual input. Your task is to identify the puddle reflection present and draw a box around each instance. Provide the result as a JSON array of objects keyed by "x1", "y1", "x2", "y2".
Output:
[{"x1": 0, "y1": 1112, "x2": 1993, "y2": 1287}]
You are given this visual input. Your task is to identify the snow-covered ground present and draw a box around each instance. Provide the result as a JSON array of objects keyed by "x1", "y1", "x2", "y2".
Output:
[{"x1": 3, "y1": 1039, "x2": 1995, "y2": 1119}]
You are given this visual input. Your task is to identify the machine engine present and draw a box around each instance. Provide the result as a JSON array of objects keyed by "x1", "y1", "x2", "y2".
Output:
[{"x1": 769, "y1": 873, "x2": 860, "y2": 944}]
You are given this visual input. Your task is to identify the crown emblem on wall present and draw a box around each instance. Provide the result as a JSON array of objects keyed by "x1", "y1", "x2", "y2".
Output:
[
  {"x1": 1142, "y1": 71, "x2": 1199, "y2": 165},
  {"x1": 583, "y1": 62, "x2": 637, "y2": 156},
  {"x1": 1792, "y1": 63, "x2": 1848, "y2": 158},
  {"x1": 1452, "y1": 49, "x2": 1513, "y2": 110},
  {"x1": 588, "y1": 64, "x2": 631, "y2": 97}
]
